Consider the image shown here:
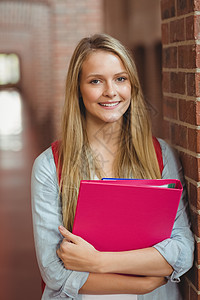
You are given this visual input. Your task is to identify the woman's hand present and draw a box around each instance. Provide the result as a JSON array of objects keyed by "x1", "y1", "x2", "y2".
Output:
[{"x1": 57, "y1": 226, "x2": 100, "y2": 272}]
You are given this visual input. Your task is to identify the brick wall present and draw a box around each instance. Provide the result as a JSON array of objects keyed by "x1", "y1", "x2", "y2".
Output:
[
  {"x1": 0, "y1": 1, "x2": 53, "y2": 147},
  {"x1": 0, "y1": 0, "x2": 104, "y2": 148},
  {"x1": 161, "y1": 0, "x2": 200, "y2": 298}
]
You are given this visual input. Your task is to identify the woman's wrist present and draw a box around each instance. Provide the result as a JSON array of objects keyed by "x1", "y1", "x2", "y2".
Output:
[
  {"x1": 93, "y1": 251, "x2": 120, "y2": 274},
  {"x1": 91, "y1": 250, "x2": 105, "y2": 273}
]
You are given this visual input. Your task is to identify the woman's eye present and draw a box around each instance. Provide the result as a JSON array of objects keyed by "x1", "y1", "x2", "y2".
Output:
[
  {"x1": 90, "y1": 79, "x2": 100, "y2": 84},
  {"x1": 117, "y1": 77, "x2": 126, "y2": 82}
]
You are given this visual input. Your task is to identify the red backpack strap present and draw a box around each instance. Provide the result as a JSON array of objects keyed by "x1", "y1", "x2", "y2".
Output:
[
  {"x1": 51, "y1": 140, "x2": 61, "y2": 184},
  {"x1": 153, "y1": 137, "x2": 164, "y2": 175}
]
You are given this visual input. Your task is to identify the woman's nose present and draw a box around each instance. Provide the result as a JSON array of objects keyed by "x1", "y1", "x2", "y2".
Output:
[{"x1": 102, "y1": 82, "x2": 117, "y2": 98}]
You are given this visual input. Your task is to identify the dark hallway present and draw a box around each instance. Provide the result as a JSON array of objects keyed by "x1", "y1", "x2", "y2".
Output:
[{"x1": 0, "y1": 89, "x2": 42, "y2": 299}]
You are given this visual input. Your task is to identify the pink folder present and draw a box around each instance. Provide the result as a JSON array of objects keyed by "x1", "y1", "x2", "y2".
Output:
[{"x1": 72, "y1": 179, "x2": 182, "y2": 252}]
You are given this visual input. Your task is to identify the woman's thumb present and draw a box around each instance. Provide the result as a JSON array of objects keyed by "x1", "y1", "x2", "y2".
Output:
[
  {"x1": 58, "y1": 225, "x2": 70, "y2": 237},
  {"x1": 58, "y1": 225, "x2": 78, "y2": 243}
]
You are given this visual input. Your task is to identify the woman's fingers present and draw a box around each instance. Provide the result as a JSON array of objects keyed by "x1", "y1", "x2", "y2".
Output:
[
  {"x1": 57, "y1": 238, "x2": 73, "y2": 260},
  {"x1": 58, "y1": 225, "x2": 80, "y2": 244}
]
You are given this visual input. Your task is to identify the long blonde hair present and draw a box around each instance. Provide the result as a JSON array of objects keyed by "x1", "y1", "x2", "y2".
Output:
[{"x1": 58, "y1": 33, "x2": 161, "y2": 230}]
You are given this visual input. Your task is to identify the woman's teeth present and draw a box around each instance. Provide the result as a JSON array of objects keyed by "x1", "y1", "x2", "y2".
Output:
[{"x1": 99, "y1": 102, "x2": 119, "y2": 107}]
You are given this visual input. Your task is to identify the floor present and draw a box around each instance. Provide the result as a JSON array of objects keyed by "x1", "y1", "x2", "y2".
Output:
[{"x1": 0, "y1": 90, "x2": 42, "y2": 299}]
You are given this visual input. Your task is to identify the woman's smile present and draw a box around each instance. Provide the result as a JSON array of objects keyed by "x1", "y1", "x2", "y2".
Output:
[{"x1": 98, "y1": 101, "x2": 120, "y2": 108}]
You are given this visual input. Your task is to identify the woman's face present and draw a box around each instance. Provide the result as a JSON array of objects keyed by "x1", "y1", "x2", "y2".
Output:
[{"x1": 79, "y1": 50, "x2": 131, "y2": 126}]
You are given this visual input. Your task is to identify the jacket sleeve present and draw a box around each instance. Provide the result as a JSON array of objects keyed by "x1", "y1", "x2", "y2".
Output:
[
  {"x1": 153, "y1": 139, "x2": 194, "y2": 282},
  {"x1": 31, "y1": 148, "x2": 89, "y2": 298}
]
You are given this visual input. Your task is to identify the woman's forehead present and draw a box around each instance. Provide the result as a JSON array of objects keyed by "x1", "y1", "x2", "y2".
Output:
[{"x1": 81, "y1": 50, "x2": 127, "y2": 75}]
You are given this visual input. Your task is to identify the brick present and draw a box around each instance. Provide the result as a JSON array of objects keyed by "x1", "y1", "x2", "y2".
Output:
[
  {"x1": 161, "y1": 23, "x2": 169, "y2": 45},
  {"x1": 187, "y1": 264, "x2": 200, "y2": 290},
  {"x1": 177, "y1": 0, "x2": 187, "y2": 15},
  {"x1": 190, "y1": 209, "x2": 200, "y2": 237},
  {"x1": 187, "y1": 73, "x2": 200, "y2": 98},
  {"x1": 188, "y1": 0, "x2": 195, "y2": 13},
  {"x1": 171, "y1": 123, "x2": 188, "y2": 147},
  {"x1": 186, "y1": 15, "x2": 194, "y2": 40},
  {"x1": 162, "y1": 71, "x2": 170, "y2": 93},
  {"x1": 199, "y1": 158, "x2": 200, "y2": 181},
  {"x1": 187, "y1": 73, "x2": 196, "y2": 96},
  {"x1": 177, "y1": 0, "x2": 194, "y2": 16},
  {"x1": 178, "y1": 44, "x2": 196, "y2": 69},
  {"x1": 163, "y1": 96, "x2": 178, "y2": 119},
  {"x1": 179, "y1": 152, "x2": 199, "y2": 181},
  {"x1": 197, "y1": 101, "x2": 200, "y2": 125},
  {"x1": 162, "y1": 46, "x2": 177, "y2": 68},
  {"x1": 179, "y1": 99, "x2": 196, "y2": 125},
  {"x1": 195, "y1": 242, "x2": 200, "y2": 265},
  {"x1": 194, "y1": 0, "x2": 200, "y2": 11},
  {"x1": 189, "y1": 183, "x2": 200, "y2": 210},
  {"x1": 190, "y1": 286, "x2": 200, "y2": 300},
  {"x1": 162, "y1": 119, "x2": 170, "y2": 140},
  {"x1": 197, "y1": 129, "x2": 200, "y2": 152},
  {"x1": 188, "y1": 128, "x2": 200, "y2": 153},
  {"x1": 161, "y1": 0, "x2": 176, "y2": 19},
  {"x1": 195, "y1": 73, "x2": 200, "y2": 97},
  {"x1": 194, "y1": 15, "x2": 200, "y2": 40},
  {"x1": 185, "y1": 178, "x2": 190, "y2": 192},
  {"x1": 170, "y1": 18, "x2": 185, "y2": 42},
  {"x1": 170, "y1": 72, "x2": 185, "y2": 94},
  {"x1": 196, "y1": 45, "x2": 200, "y2": 68}
]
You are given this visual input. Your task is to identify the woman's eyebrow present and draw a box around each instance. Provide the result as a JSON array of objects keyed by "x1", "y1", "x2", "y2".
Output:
[
  {"x1": 86, "y1": 71, "x2": 128, "y2": 79},
  {"x1": 115, "y1": 71, "x2": 129, "y2": 76},
  {"x1": 86, "y1": 73, "x2": 103, "y2": 79}
]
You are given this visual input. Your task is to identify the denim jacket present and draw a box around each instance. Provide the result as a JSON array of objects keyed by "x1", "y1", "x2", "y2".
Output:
[{"x1": 31, "y1": 139, "x2": 194, "y2": 299}]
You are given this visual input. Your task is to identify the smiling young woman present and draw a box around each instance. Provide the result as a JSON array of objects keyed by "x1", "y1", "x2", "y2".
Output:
[{"x1": 31, "y1": 34, "x2": 194, "y2": 300}]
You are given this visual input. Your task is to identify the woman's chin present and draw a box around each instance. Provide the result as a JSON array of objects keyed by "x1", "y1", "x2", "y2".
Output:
[{"x1": 101, "y1": 113, "x2": 123, "y2": 124}]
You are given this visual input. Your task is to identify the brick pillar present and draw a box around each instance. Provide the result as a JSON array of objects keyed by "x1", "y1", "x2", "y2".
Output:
[{"x1": 161, "y1": 0, "x2": 200, "y2": 299}]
